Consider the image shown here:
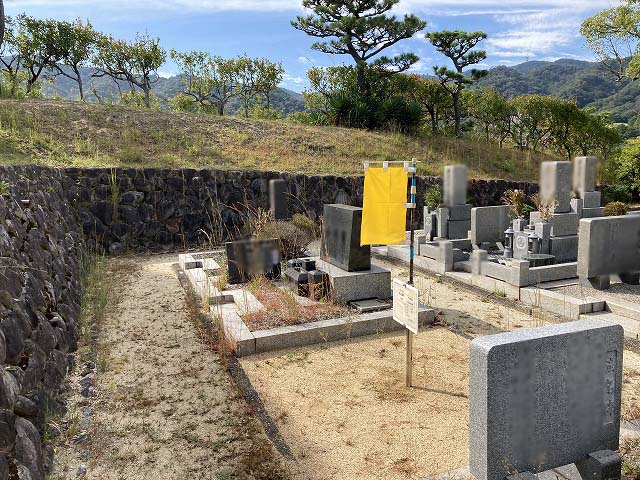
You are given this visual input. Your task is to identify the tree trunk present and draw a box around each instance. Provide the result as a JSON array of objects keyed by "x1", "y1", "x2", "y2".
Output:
[
  {"x1": 217, "y1": 102, "x2": 224, "y2": 116},
  {"x1": 453, "y1": 91, "x2": 461, "y2": 137},
  {"x1": 0, "y1": 0, "x2": 5, "y2": 50},
  {"x1": 75, "y1": 67, "x2": 84, "y2": 101},
  {"x1": 143, "y1": 82, "x2": 151, "y2": 108},
  {"x1": 427, "y1": 107, "x2": 437, "y2": 135},
  {"x1": 356, "y1": 61, "x2": 368, "y2": 97}
]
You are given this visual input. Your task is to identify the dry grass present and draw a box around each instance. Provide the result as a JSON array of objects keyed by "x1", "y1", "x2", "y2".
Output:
[
  {"x1": 0, "y1": 98, "x2": 554, "y2": 180},
  {"x1": 242, "y1": 276, "x2": 351, "y2": 331}
]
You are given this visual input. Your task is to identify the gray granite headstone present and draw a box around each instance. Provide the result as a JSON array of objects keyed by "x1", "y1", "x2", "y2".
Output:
[
  {"x1": 444, "y1": 165, "x2": 468, "y2": 207},
  {"x1": 578, "y1": 215, "x2": 640, "y2": 286},
  {"x1": 269, "y1": 179, "x2": 289, "y2": 220},
  {"x1": 540, "y1": 161, "x2": 572, "y2": 213},
  {"x1": 471, "y1": 206, "x2": 511, "y2": 245},
  {"x1": 470, "y1": 319, "x2": 623, "y2": 480},
  {"x1": 573, "y1": 156, "x2": 597, "y2": 197}
]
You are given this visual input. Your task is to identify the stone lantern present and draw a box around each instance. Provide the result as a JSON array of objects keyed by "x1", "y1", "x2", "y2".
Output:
[{"x1": 504, "y1": 227, "x2": 514, "y2": 259}]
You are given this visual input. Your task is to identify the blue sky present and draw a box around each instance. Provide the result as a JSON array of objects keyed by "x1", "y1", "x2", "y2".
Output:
[{"x1": 4, "y1": 0, "x2": 615, "y2": 91}]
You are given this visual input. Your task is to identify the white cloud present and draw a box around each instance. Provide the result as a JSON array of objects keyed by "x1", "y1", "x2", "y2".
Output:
[
  {"x1": 283, "y1": 72, "x2": 305, "y2": 85},
  {"x1": 298, "y1": 56, "x2": 313, "y2": 64},
  {"x1": 484, "y1": 6, "x2": 599, "y2": 60}
]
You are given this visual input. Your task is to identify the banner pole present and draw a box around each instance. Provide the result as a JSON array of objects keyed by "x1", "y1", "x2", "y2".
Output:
[{"x1": 406, "y1": 158, "x2": 417, "y2": 387}]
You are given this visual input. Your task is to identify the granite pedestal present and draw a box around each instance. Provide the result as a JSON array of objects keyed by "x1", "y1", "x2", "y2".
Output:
[{"x1": 316, "y1": 258, "x2": 391, "y2": 304}]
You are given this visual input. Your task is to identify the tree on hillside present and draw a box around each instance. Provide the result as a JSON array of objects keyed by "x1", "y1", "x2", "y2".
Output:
[
  {"x1": 170, "y1": 50, "x2": 240, "y2": 115},
  {"x1": 93, "y1": 32, "x2": 166, "y2": 108},
  {"x1": 14, "y1": 15, "x2": 62, "y2": 93},
  {"x1": 426, "y1": 29, "x2": 487, "y2": 137},
  {"x1": 235, "y1": 55, "x2": 284, "y2": 117},
  {"x1": 52, "y1": 19, "x2": 97, "y2": 101},
  {"x1": 403, "y1": 75, "x2": 451, "y2": 135},
  {"x1": 464, "y1": 88, "x2": 510, "y2": 143},
  {"x1": 581, "y1": 0, "x2": 640, "y2": 81},
  {"x1": 292, "y1": 0, "x2": 426, "y2": 97},
  {"x1": 0, "y1": 17, "x2": 23, "y2": 97}
]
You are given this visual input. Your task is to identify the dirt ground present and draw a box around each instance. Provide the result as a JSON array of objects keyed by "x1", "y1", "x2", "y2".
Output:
[
  {"x1": 53, "y1": 255, "x2": 288, "y2": 480},
  {"x1": 52, "y1": 255, "x2": 640, "y2": 480},
  {"x1": 240, "y1": 259, "x2": 640, "y2": 480}
]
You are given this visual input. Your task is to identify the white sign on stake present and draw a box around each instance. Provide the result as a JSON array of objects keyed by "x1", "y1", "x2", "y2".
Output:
[{"x1": 392, "y1": 279, "x2": 419, "y2": 334}]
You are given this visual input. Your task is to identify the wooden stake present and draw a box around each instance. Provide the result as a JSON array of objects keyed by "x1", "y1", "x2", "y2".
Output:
[{"x1": 406, "y1": 329, "x2": 414, "y2": 387}]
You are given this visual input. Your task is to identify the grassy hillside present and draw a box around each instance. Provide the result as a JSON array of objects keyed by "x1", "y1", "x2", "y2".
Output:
[{"x1": 0, "y1": 98, "x2": 554, "y2": 180}]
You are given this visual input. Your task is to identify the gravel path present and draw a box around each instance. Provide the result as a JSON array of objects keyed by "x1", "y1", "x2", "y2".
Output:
[{"x1": 52, "y1": 255, "x2": 289, "y2": 480}]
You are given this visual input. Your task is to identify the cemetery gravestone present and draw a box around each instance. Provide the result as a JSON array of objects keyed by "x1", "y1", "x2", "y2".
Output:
[
  {"x1": 540, "y1": 161, "x2": 572, "y2": 213},
  {"x1": 578, "y1": 215, "x2": 640, "y2": 289},
  {"x1": 444, "y1": 165, "x2": 468, "y2": 207},
  {"x1": 470, "y1": 319, "x2": 623, "y2": 480},
  {"x1": 321, "y1": 204, "x2": 371, "y2": 272},
  {"x1": 471, "y1": 206, "x2": 511, "y2": 246},
  {"x1": 269, "y1": 179, "x2": 289, "y2": 220},
  {"x1": 225, "y1": 238, "x2": 281, "y2": 284}
]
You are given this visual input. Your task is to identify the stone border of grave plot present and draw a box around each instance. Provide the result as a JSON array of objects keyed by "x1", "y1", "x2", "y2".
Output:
[
  {"x1": 218, "y1": 305, "x2": 435, "y2": 356},
  {"x1": 179, "y1": 252, "x2": 435, "y2": 356}
]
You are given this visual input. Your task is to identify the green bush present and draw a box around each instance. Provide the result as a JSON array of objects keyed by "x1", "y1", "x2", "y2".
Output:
[
  {"x1": 603, "y1": 184, "x2": 633, "y2": 204},
  {"x1": 256, "y1": 220, "x2": 313, "y2": 260},
  {"x1": 285, "y1": 111, "x2": 324, "y2": 125},
  {"x1": 327, "y1": 90, "x2": 372, "y2": 129},
  {"x1": 613, "y1": 137, "x2": 640, "y2": 197},
  {"x1": 603, "y1": 201, "x2": 628, "y2": 216},
  {"x1": 424, "y1": 184, "x2": 442, "y2": 211},
  {"x1": 378, "y1": 96, "x2": 423, "y2": 134},
  {"x1": 247, "y1": 104, "x2": 283, "y2": 120},
  {"x1": 169, "y1": 93, "x2": 198, "y2": 113}
]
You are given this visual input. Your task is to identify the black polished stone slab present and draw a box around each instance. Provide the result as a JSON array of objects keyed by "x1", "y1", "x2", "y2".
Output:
[{"x1": 321, "y1": 204, "x2": 370, "y2": 272}]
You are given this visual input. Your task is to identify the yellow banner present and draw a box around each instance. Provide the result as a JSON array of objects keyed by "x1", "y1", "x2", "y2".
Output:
[{"x1": 361, "y1": 167, "x2": 408, "y2": 246}]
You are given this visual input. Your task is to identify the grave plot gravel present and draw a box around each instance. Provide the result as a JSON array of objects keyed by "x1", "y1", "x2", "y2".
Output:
[{"x1": 240, "y1": 262, "x2": 640, "y2": 480}]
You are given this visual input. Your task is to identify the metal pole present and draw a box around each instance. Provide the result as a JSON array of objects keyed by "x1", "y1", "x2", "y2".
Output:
[
  {"x1": 406, "y1": 158, "x2": 417, "y2": 387},
  {"x1": 409, "y1": 159, "x2": 417, "y2": 286}
]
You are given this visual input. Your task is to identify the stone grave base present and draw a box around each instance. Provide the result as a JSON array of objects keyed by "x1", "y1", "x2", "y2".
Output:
[{"x1": 179, "y1": 251, "x2": 434, "y2": 356}]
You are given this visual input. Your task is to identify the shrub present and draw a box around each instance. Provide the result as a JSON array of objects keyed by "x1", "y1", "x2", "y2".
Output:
[
  {"x1": 247, "y1": 104, "x2": 283, "y2": 120},
  {"x1": 378, "y1": 96, "x2": 423, "y2": 134},
  {"x1": 291, "y1": 213, "x2": 320, "y2": 239},
  {"x1": 285, "y1": 111, "x2": 323, "y2": 125},
  {"x1": 615, "y1": 138, "x2": 640, "y2": 196},
  {"x1": 424, "y1": 184, "x2": 442, "y2": 211},
  {"x1": 327, "y1": 90, "x2": 372, "y2": 129},
  {"x1": 169, "y1": 93, "x2": 198, "y2": 113},
  {"x1": 501, "y1": 189, "x2": 527, "y2": 218},
  {"x1": 256, "y1": 220, "x2": 313, "y2": 260},
  {"x1": 603, "y1": 201, "x2": 628, "y2": 216},
  {"x1": 603, "y1": 184, "x2": 633, "y2": 204}
]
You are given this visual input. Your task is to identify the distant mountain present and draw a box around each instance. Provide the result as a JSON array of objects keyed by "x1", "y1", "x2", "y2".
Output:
[
  {"x1": 40, "y1": 66, "x2": 307, "y2": 115},
  {"x1": 474, "y1": 58, "x2": 640, "y2": 125}
]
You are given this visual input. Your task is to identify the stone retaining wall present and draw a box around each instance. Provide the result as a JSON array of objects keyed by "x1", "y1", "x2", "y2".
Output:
[
  {"x1": 0, "y1": 166, "x2": 84, "y2": 479},
  {"x1": 65, "y1": 167, "x2": 538, "y2": 253}
]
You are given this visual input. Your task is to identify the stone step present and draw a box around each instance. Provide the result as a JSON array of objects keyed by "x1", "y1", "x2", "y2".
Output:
[{"x1": 579, "y1": 311, "x2": 639, "y2": 341}]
